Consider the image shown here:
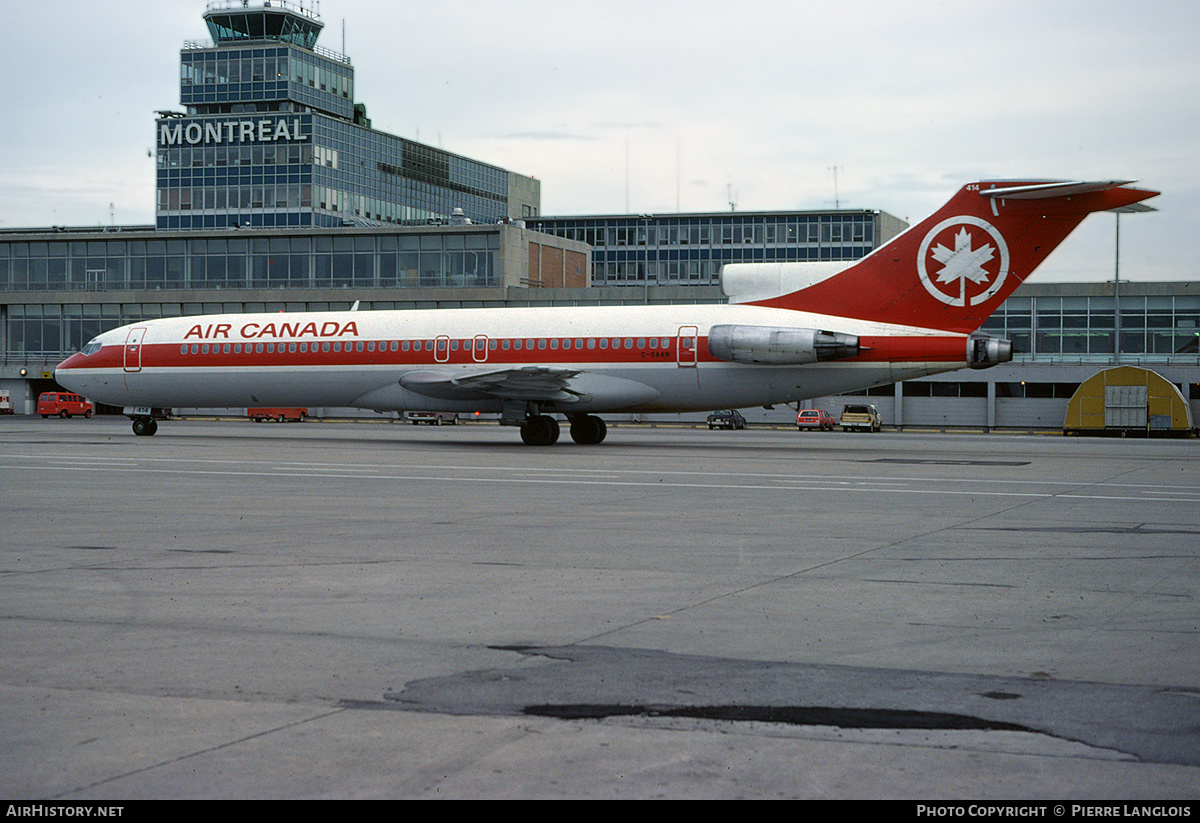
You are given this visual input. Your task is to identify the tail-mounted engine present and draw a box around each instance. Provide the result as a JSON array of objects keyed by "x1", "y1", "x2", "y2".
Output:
[
  {"x1": 708, "y1": 324, "x2": 860, "y2": 365},
  {"x1": 968, "y1": 333, "x2": 1013, "y2": 369}
]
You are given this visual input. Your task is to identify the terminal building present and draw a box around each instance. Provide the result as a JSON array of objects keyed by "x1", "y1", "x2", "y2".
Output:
[
  {"x1": 1, "y1": 0, "x2": 1196, "y2": 427},
  {"x1": 526, "y1": 209, "x2": 906, "y2": 287}
]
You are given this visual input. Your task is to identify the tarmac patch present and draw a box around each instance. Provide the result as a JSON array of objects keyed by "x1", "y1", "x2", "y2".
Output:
[{"x1": 384, "y1": 644, "x2": 1200, "y2": 766}]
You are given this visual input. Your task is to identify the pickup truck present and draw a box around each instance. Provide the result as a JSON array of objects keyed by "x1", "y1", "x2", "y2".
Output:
[{"x1": 840, "y1": 403, "x2": 882, "y2": 432}]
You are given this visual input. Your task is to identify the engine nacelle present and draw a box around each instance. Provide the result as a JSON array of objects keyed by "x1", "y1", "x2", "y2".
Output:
[
  {"x1": 968, "y1": 334, "x2": 1013, "y2": 369},
  {"x1": 708, "y1": 325, "x2": 860, "y2": 365}
]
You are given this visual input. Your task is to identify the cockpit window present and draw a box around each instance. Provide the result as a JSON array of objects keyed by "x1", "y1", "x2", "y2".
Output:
[{"x1": 81, "y1": 339, "x2": 103, "y2": 356}]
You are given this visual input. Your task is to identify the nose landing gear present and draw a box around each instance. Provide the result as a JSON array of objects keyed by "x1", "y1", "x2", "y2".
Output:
[{"x1": 131, "y1": 416, "x2": 158, "y2": 437}]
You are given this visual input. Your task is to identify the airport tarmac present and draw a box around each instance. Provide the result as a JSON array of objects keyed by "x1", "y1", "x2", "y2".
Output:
[{"x1": 1, "y1": 416, "x2": 1197, "y2": 799}]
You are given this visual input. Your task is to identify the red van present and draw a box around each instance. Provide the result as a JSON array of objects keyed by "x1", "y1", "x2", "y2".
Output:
[{"x1": 38, "y1": 392, "x2": 93, "y2": 419}]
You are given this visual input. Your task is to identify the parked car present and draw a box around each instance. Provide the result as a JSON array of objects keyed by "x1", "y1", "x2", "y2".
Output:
[
  {"x1": 796, "y1": 409, "x2": 835, "y2": 431},
  {"x1": 405, "y1": 411, "x2": 458, "y2": 425},
  {"x1": 38, "y1": 392, "x2": 93, "y2": 419},
  {"x1": 706, "y1": 409, "x2": 746, "y2": 430},
  {"x1": 840, "y1": 403, "x2": 882, "y2": 432}
]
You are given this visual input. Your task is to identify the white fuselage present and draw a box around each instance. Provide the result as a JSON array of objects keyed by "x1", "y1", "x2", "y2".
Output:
[{"x1": 56, "y1": 303, "x2": 968, "y2": 415}]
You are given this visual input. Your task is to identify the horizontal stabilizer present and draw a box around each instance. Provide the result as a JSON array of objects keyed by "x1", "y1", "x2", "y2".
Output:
[
  {"x1": 982, "y1": 180, "x2": 1158, "y2": 213},
  {"x1": 981, "y1": 180, "x2": 1135, "y2": 199}
]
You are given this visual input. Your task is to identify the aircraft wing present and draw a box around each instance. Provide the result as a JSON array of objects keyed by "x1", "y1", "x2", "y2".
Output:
[
  {"x1": 400, "y1": 367, "x2": 585, "y2": 403},
  {"x1": 370, "y1": 366, "x2": 664, "y2": 411}
]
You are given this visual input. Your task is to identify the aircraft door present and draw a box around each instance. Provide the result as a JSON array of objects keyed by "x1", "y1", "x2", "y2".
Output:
[
  {"x1": 123, "y1": 327, "x2": 148, "y2": 373},
  {"x1": 472, "y1": 335, "x2": 489, "y2": 363},
  {"x1": 434, "y1": 335, "x2": 450, "y2": 363},
  {"x1": 677, "y1": 325, "x2": 698, "y2": 367}
]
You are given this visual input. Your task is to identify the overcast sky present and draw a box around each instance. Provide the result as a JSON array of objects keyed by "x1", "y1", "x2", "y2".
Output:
[{"x1": 3, "y1": 0, "x2": 1196, "y2": 283}]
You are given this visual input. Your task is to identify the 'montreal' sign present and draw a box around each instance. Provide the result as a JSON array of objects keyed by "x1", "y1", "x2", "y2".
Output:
[{"x1": 159, "y1": 118, "x2": 307, "y2": 146}]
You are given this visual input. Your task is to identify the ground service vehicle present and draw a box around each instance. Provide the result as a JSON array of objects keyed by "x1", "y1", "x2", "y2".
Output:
[
  {"x1": 796, "y1": 409, "x2": 835, "y2": 431},
  {"x1": 841, "y1": 403, "x2": 882, "y2": 432},
  {"x1": 54, "y1": 180, "x2": 1159, "y2": 446},
  {"x1": 248, "y1": 407, "x2": 306, "y2": 422},
  {"x1": 38, "y1": 392, "x2": 93, "y2": 419},
  {"x1": 0, "y1": 390, "x2": 12, "y2": 414}
]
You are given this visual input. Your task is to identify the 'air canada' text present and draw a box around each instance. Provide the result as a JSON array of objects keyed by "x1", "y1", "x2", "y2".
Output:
[{"x1": 184, "y1": 321, "x2": 360, "y2": 340}]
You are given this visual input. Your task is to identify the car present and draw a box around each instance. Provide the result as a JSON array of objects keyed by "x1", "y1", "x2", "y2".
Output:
[
  {"x1": 405, "y1": 411, "x2": 458, "y2": 425},
  {"x1": 706, "y1": 409, "x2": 746, "y2": 430},
  {"x1": 37, "y1": 392, "x2": 93, "y2": 419},
  {"x1": 840, "y1": 403, "x2": 883, "y2": 432},
  {"x1": 796, "y1": 409, "x2": 835, "y2": 431}
]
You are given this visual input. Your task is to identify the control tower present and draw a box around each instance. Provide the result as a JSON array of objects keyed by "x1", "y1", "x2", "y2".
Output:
[
  {"x1": 156, "y1": 1, "x2": 540, "y2": 230},
  {"x1": 203, "y1": 1, "x2": 324, "y2": 49}
]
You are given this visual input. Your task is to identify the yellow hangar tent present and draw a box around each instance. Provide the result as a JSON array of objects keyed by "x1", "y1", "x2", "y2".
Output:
[{"x1": 1063, "y1": 366, "x2": 1196, "y2": 436}]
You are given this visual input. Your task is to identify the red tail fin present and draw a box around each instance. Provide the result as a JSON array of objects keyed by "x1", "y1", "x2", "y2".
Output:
[{"x1": 752, "y1": 180, "x2": 1159, "y2": 333}]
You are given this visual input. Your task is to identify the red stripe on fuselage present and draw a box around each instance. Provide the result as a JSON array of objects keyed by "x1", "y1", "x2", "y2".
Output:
[
  {"x1": 62, "y1": 332, "x2": 967, "y2": 372},
  {"x1": 853, "y1": 335, "x2": 967, "y2": 363}
]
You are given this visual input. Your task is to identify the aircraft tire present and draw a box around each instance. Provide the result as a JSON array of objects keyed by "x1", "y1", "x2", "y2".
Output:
[
  {"x1": 132, "y1": 417, "x2": 158, "y2": 437},
  {"x1": 569, "y1": 415, "x2": 607, "y2": 445},
  {"x1": 521, "y1": 415, "x2": 560, "y2": 446}
]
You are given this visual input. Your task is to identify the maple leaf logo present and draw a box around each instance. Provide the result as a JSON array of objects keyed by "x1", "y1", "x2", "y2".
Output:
[
  {"x1": 917, "y1": 216, "x2": 1010, "y2": 307},
  {"x1": 930, "y1": 227, "x2": 994, "y2": 288}
]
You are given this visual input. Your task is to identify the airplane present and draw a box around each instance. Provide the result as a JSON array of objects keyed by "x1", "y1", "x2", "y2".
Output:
[{"x1": 54, "y1": 179, "x2": 1158, "y2": 445}]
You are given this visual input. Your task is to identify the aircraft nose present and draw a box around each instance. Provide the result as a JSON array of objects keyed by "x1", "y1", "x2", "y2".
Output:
[{"x1": 54, "y1": 353, "x2": 85, "y2": 391}]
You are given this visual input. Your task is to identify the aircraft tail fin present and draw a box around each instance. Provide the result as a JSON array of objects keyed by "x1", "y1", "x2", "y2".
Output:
[{"x1": 751, "y1": 179, "x2": 1159, "y2": 333}]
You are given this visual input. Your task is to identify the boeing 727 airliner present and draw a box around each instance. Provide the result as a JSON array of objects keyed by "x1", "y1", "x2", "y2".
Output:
[{"x1": 54, "y1": 179, "x2": 1158, "y2": 445}]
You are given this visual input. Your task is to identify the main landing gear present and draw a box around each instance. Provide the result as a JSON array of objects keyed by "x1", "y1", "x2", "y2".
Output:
[{"x1": 518, "y1": 413, "x2": 607, "y2": 446}]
